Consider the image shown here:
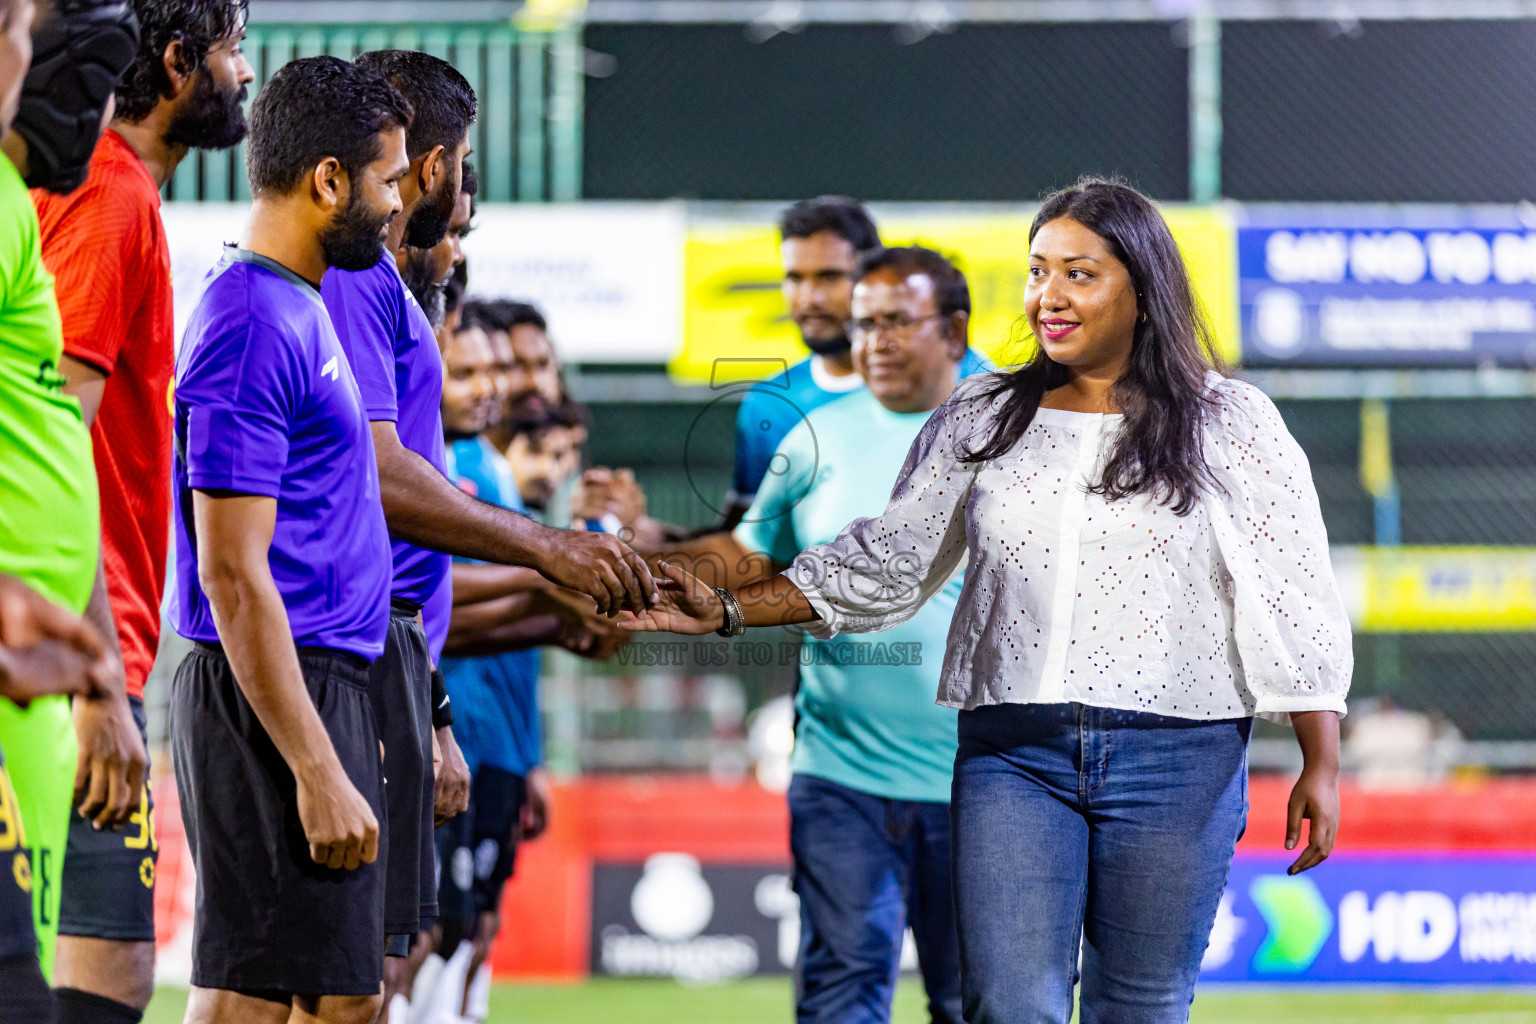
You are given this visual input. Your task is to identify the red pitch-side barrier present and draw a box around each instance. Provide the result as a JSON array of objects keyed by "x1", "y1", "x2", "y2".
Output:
[{"x1": 148, "y1": 774, "x2": 1536, "y2": 982}]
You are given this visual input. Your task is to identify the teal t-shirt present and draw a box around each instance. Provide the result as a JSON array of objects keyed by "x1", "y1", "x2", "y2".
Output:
[{"x1": 734, "y1": 387, "x2": 961, "y2": 804}]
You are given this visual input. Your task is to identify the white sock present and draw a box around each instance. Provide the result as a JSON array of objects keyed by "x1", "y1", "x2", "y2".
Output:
[
  {"x1": 422, "y1": 941, "x2": 476, "y2": 1024},
  {"x1": 406, "y1": 953, "x2": 447, "y2": 1024},
  {"x1": 387, "y1": 993, "x2": 410, "y2": 1024},
  {"x1": 464, "y1": 961, "x2": 493, "y2": 1022}
]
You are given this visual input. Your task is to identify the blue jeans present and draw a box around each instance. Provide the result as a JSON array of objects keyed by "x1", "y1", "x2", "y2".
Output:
[
  {"x1": 952, "y1": 703, "x2": 1251, "y2": 1024},
  {"x1": 788, "y1": 774, "x2": 963, "y2": 1024}
]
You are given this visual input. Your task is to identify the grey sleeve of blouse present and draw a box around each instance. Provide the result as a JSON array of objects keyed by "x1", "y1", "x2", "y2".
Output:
[
  {"x1": 1204, "y1": 377, "x2": 1354, "y2": 725},
  {"x1": 785, "y1": 378, "x2": 992, "y2": 639}
]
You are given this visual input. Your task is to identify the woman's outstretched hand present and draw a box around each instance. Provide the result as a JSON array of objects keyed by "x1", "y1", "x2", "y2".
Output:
[{"x1": 617, "y1": 561, "x2": 726, "y2": 636}]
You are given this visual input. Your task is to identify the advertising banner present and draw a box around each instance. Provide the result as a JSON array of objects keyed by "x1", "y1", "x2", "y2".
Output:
[
  {"x1": 163, "y1": 202, "x2": 687, "y2": 364},
  {"x1": 674, "y1": 207, "x2": 1240, "y2": 385},
  {"x1": 1239, "y1": 211, "x2": 1536, "y2": 366},
  {"x1": 587, "y1": 851, "x2": 1536, "y2": 984},
  {"x1": 461, "y1": 202, "x2": 685, "y2": 363},
  {"x1": 589, "y1": 855, "x2": 921, "y2": 983},
  {"x1": 1333, "y1": 545, "x2": 1536, "y2": 633},
  {"x1": 1201, "y1": 855, "x2": 1536, "y2": 983},
  {"x1": 590, "y1": 856, "x2": 794, "y2": 982}
]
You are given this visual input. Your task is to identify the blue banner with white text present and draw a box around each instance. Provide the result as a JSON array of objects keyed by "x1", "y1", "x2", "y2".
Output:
[
  {"x1": 1199, "y1": 855, "x2": 1536, "y2": 983},
  {"x1": 1238, "y1": 213, "x2": 1536, "y2": 366}
]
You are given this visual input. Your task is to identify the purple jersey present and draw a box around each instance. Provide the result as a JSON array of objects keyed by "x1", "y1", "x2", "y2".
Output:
[
  {"x1": 169, "y1": 247, "x2": 391, "y2": 659},
  {"x1": 423, "y1": 571, "x2": 451, "y2": 665},
  {"x1": 323, "y1": 255, "x2": 451, "y2": 608}
]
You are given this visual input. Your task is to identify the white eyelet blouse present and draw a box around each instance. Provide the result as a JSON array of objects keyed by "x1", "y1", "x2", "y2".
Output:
[{"x1": 786, "y1": 373, "x2": 1352, "y2": 725}]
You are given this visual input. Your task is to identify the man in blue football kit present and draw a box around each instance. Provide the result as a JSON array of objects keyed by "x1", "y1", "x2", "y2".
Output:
[{"x1": 727, "y1": 197, "x2": 990, "y2": 530}]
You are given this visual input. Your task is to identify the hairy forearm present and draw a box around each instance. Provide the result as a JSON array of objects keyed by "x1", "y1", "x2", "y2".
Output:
[
  {"x1": 445, "y1": 592, "x2": 547, "y2": 654},
  {"x1": 1291, "y1": 710, "x2": 1341, "y2": 771},
  {"x1": 375, "y1": 429, "x2": 552, "y2": 569},
  {"x1": 450, "y1": 564, "x2": 549, "y2": 606},
  {"x1": 202, "y1": 562, "x2": 340, "y2": 777},
  {"x1": 443, "y1": 607, "x2": 562, "y2": 658},
  {"x1": 647, "y1": 533, "x2": 778, "y2": 593}
]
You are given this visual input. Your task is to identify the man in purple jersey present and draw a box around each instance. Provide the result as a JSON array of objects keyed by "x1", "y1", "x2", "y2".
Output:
[
  {"x1": 320, "y1": 51, "x2": 656, "y2": 987},
  {"x1": 320, "y1": 51, "x2": 472, "y2": 973},
  {"x1": 165, "y1": 57, "x2": 410, "y2": 1024}
]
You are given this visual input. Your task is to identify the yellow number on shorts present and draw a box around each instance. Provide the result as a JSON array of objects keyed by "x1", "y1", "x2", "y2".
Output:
[
  {"x1": 0, "y1": 768, "x2": 23, "y2": 853},
  {"x1": 123, "y1": 782, "x2": 155, "y2": 851}
]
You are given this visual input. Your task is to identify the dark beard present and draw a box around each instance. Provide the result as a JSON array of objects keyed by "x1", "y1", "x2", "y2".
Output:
[
  {"x1": 804, "y1": 333, "x2": 852, "y2": 357},
  {"x1": 320, "y1": 194, "x2": 391, "y2": 273},
  {"x1": 163, "y1": 69, "x2": 247, "y2": 150},
  {"x1": 443, "y1": 425, "x2": 480, "y2": 443},
  {"x1": 401, "y1": 249, "x2": 448, "y2": 328},
  {"x1": 404, "y1": 171, "x2": 457, "y2": 249}
]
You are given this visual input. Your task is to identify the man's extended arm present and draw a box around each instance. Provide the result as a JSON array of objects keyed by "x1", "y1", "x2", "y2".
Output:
[
  {"x1": 371, "y1": 421, "x2": 655, "y2": 616},
  {"x1": 643, "y1": 532, "x2": 781, "y2": 593},
  {"x1": 448, "y1": 564, "x2": 547, "y2": 606},
  {"x1": 59, "y1": 353, "x2": 149, "y2": 830},
  {"x1": 193, "y1": 492, "x2": 379, "y2": 870},
  {"x1": 442, "y1": 571, "x2": 629, "y2": 660}
]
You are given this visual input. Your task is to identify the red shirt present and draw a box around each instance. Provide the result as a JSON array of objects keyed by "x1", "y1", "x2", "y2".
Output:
[{"x1": 33, "y1": 130, "x2": 173, "y2": 699}]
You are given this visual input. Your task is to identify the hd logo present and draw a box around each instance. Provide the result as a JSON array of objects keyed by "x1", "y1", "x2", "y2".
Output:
[{"x1": 1199, "y1": 857, "x2": 1536, "y2": 983}]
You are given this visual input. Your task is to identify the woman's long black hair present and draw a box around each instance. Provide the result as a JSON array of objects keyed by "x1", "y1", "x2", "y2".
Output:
[{"x1": 961, "y1": 177, "x2": 1227, "y2": 515}]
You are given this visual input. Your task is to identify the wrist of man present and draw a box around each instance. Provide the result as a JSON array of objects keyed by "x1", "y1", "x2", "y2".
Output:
[
  {"x1": 291, "y1": 746, "x2": 347, "y2": 785},
  {"x1": 495, "y1": 516, "x2": 552, "y2": 572},
  {"x1": 430, "y1": 667, "x2": 454, "y2": 729}
]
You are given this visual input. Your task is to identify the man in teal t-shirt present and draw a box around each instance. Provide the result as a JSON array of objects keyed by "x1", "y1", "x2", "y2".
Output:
[
  {"x1": 735, "y1": 388, "x2": 962, "y2": 805},
  {"x1": 655, "y1": 246, "x2": 982, "y2": 1024}
]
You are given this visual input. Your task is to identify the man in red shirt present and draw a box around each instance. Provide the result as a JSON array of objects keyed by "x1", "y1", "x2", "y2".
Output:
[{"x1": 33, "y1": 2, "x2": 252, "y2": 1021}]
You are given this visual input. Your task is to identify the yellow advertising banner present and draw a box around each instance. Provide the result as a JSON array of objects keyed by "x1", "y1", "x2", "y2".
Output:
[
  {"x1": 673, "y1": 206, "x2": 1240, "y2": 384},
  {"x1": 1333, "y1": 546, "x2": 1536, "y2": 633}
]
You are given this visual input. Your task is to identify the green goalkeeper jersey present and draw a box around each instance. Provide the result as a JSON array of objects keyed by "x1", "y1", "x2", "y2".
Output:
[{"x1": 0, "y1": 151, "x2": 98, "y2": 977}]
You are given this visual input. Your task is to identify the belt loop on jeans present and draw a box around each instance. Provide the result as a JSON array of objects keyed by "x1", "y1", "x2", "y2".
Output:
[{"x1": 390, "y1": 598, "x2": 423, "y2": 618}]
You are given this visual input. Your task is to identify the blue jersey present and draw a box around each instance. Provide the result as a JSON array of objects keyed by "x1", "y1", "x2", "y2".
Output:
[
  {"x1": 732, "y1": 348, "x2": 991, "y2": 502},
  {"x1": 323, "y1": 255, "x2": 451, "y2": 608},
  {"x1": 170, "y1": 247, "x2": 391, "y2": 659},
  {"x1": 439, "y1": 436, "x2": 542, "y2": 776}
]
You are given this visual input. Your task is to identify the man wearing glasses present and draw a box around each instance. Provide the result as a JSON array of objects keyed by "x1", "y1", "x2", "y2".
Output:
[
  {"x1": 722, "y1": 197, "x2": 989, "y2": 532},
  {"x1": 650, "y1": 247, "x2": 982, "y2": 1024}
]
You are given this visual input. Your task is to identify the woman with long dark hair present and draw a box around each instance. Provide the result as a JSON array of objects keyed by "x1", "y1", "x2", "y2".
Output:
[{"x1": 626, "y1": 178, "x2": 1351, "y2": 1023}]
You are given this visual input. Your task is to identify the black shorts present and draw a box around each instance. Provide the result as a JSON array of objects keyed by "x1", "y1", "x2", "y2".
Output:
[
  {"x1": 169, "y1": 643, "x2": 385, "y2": 996},
  {"x1": 370, "y1": 604, "x2": 436, "y2": 942},
  {"x1": 0, "y1": 753, "x2": 36, "y2": 961},
  {"x1": 434, "y1": 767, "x2": 525, "y2": 930},
  {"x1": 59, "y1": 695, "x2": 157, "y2": 942}
]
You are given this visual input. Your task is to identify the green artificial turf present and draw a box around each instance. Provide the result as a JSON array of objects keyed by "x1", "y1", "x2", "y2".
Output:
[{"x1": 142, "y1": 979, "x2": 1536, "y2": 1023}]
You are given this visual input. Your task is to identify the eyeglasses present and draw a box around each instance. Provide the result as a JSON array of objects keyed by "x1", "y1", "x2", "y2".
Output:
[{"x1": 846, "y1": 313, "x2": 946, "y2": 340}]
